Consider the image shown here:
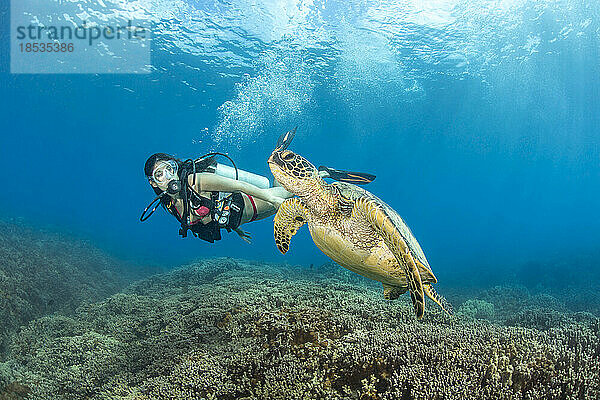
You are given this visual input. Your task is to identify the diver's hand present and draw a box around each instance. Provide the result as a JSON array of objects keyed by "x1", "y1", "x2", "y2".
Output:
[{"x1": 234, "y1": 228, "x2": 252, "y2": 244}]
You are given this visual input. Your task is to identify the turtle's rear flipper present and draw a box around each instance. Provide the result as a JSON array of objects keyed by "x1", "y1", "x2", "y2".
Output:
[
  {"x1": 318, "y1": 166, "x2": 376, "y2": 185},
  {"x1": 424, "y1": 285, "x2": 453, "y2": 317}
]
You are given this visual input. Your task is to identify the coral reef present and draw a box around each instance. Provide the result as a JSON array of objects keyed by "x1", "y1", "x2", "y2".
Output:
[
  {"x1": 1, "y1": 258, "x2": 598, "y2": 400},
  {"x1": 0, "y1": 221, "x2": 150, "y2": 360},
  {"x1": 457, "y1": 299, "x2": 495, "y2": 320}
]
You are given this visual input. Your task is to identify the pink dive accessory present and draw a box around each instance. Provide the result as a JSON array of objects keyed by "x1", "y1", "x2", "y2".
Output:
[{"x1": 194, "y1": 206, "x2": 210, "y2": 218}]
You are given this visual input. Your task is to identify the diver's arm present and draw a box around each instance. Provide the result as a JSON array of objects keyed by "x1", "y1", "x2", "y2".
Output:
[{"x1": 190, "y1": 173, "x2": 285, "y2": 205}]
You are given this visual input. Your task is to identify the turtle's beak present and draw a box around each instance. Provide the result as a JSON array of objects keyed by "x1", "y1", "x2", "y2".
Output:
[
  {"x1": 268, "y1": 151, "x2": 283, "y2": 169},
  {"x1": 268, "y1": 151, "x2": 289, "y2": 187}
]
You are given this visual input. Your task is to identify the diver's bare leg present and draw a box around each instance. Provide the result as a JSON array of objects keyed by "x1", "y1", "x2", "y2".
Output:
[
  {"x1": 240, "y1": 197, "x2": 275, "y2": 223},
  {"x1": 267, "y1": 186, "x2": 293, "y2": 200},
  {"x1": 197, "y1": 173, "x2": 290, "y2": 207},
  {"x1": 240, "y1": 187, "x2": 294, "y2": 224}
]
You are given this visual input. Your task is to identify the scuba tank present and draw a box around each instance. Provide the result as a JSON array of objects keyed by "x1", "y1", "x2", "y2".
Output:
[{"x1": 211, "y1": 163, "x2": 271, "y2": 189}]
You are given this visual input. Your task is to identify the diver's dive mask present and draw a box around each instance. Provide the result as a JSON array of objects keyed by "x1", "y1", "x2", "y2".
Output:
[{"x1": 152, "y1": 160, "x2": 181, "y2": 195}]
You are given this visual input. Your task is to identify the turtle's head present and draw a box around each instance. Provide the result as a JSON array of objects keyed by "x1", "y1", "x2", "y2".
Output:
[{"x1": 268, "y1": 149, "x2": 321, "y2": 197}]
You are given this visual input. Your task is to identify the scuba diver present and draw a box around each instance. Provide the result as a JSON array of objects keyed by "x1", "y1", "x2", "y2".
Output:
[{"x1": 140, "y1": 128, "x2": 376, "y2": 244}]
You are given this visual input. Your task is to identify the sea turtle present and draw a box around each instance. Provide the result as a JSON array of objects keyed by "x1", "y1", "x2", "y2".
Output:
[{"x1": 267, "y1": 130, "x2": 452, "y2": 319}]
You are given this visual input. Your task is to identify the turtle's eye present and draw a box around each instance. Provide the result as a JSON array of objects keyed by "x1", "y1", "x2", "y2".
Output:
[{"x1": 281, "y1": 151, "x2": 294, "y2": 161}]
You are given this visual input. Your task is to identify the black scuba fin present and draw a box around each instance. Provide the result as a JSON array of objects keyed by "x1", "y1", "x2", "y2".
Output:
[
  {"x1": 318, "y1": 166, "x2": 376, "y2": 185},
  {"x1": 275, "y1": 126, "x2": 297, "y2": 151}
]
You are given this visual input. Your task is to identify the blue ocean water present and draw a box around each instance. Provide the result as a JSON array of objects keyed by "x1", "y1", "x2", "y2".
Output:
[{"x1": 0, "y1": 0, "x2": 598, "y2": 284}]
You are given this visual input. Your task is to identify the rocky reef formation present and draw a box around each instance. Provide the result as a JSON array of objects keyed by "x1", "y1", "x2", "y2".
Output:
[
  {"x1": 0, "y1": 221, "x2": 148, "y2": 362},
  {"x1": 1, "y1": 258, "x2": 598, "y2": 400}
]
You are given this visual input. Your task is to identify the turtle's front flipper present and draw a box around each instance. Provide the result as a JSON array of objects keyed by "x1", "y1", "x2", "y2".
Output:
[
  {"x1": 354, "y1": 198, "x2": 425, "y2": 319},
  {"x1": 274, "y1": 198, "x2": 308, "y2": 254}
]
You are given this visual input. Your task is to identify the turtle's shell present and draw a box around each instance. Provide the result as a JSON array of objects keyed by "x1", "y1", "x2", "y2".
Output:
[{"x1": 330, "y1": 181, "x2": 434, "y2": 276}]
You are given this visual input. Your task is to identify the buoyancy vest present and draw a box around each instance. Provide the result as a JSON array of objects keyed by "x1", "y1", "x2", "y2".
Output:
[{"x1": 165, "y1": 190, "x2": 244, "y2": 243}]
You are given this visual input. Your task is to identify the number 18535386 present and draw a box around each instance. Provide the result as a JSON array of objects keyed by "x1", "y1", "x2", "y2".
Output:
[{"x1": 19, "y1": 42, "x2": 74, "y2": 52}]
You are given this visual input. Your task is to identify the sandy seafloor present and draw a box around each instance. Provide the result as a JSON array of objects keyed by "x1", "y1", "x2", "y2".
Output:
[{"x1": 0, "y1": 223, "x2": 598, "y2": 400}]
